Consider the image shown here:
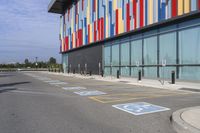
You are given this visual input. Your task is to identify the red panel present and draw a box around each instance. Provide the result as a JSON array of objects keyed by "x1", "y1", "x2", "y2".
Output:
[
  {"x1": 72, "y1": 34, "x2": 73, "y2": 48},
  {"x1": 116, "y1": 9, "x2": 119, "y2": 35},
  {"x1": 133, "y1": 0, "x2": 137, "y2": 29},
  {"x1": 82, "y1": 0, "x2": 84, "y2": 10},
  {"x1": 98, "y1": 19, "x2": 101, "y2": 41},
  {"x1": 94, "y1": 21, "x2": 97, "y2": 42},
  {"x1": 140, "y1": 0, "x2": 144, "y2": 27},
  {"x1": 101, "y1": 18, "x2": 104, "y2": 40},
  {"x1": 198, "y1": 0, "x2": 200, "y2": 10},
  {"x1": 80, "y1": 29, "x2": 83, "y2": 46},
  {"x1": 68, "y1": 9, "x2": 70, "y2": 21},
  {"x1": 88, "y1": 25, "x2": 90, "y2": 43},
  {"x1": 126, "y1": 3, "x2": 130, "y2": 32},
  {"x1": 172, "y1": 0, "x2": 177, "y2": 17},
  {"x1": 65, "y1": 36, "x2": 69, "y2": 51},
  {"x1": 93, "y1": 0, "x2": 96, "y2": 12}
]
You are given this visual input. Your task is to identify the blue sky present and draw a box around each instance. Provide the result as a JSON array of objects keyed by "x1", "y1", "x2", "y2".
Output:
[{"x1": 0, "y1": 0, "x2": 61, "y2": 64}]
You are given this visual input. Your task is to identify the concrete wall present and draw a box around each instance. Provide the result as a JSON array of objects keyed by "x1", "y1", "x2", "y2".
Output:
[{"x1": 68, "y1": 45, "x2": 103, "y2": 75}]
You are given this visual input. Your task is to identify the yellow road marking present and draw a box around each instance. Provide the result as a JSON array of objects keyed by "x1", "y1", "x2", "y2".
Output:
[{"x1": 89, "y1": 92, "x2": 189, "y2": 104}]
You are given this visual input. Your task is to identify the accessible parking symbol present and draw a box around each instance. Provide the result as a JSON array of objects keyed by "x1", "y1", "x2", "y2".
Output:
[{"x1": 112, "y1": 102, "x2": 170, "y2": 115}]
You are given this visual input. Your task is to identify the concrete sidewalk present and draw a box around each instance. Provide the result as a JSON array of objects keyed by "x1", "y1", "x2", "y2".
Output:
[
  {"x1": 172, "y1": 106, "x2": 200, "y2": 133},
  {"x1": 42, "y1": 72, "x2": 200, "y2": 92}
]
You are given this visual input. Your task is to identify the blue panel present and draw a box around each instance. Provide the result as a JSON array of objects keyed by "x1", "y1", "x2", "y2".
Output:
[{"x1": 161, "y1": 1, "x2": 166, "y2": 20}]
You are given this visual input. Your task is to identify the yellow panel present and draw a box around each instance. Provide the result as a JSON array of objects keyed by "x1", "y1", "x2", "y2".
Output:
[
  {"x1": 118, "y1": 8, "x2": 124, "y2": 34},
  {"x1": 72, "y1": 33, "x2": 75, "y2": 48},
  {"x1": 113, "y1": 0, "x2": 117, "y2": 10},
  {"x1": 90, "y1": 24, "x2": 93, "y2": 43},
  {"x1": 184, "y1": 0, "x2": 190, "y2": 13},
  {"x1": 178, "y1": 0, "x2": 184, "y2": 15},
  {"x1": 148, "y1": 0, "x2": 153, "y2": 24}
]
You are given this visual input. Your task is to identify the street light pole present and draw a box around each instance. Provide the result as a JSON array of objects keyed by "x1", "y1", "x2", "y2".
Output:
[{"x1": 35, "y1": 57, "x2": 38, "y2": 70}]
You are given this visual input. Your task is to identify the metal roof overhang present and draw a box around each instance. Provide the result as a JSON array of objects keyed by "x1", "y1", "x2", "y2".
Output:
[{"x1": 48, "y1": 0, "x2": 78, "y2": 14}]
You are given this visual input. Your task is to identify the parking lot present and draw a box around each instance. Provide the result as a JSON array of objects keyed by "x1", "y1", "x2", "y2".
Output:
[{"x1": 0, "y1": 71, "x2": 199, "y2": 133}]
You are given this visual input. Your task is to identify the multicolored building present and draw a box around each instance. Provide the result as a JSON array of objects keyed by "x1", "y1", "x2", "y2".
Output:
[{"x1": 48, "y1": 0, "x2": 200, "y2": 80}]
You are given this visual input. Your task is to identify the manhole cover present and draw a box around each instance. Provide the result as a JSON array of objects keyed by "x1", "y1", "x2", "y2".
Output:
[{"x1": 179, "y1": 88, "x2": 200, "y2": 92}]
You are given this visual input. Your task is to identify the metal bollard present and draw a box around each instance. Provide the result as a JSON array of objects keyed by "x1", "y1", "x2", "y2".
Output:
[
  {"x1": 73, "y1": 69, "x2": 75, "y2": 74},
  {"x1": 138, "y1": 70, "x2": 142, "y2": 81},
  {"x1": 171, "y1": 71, "x2": 175, "y2": 84},
  {"x1": 89, "y1": 71, "x2": 92, "y2": 76},
  {"x1": 101, "y1": 70, "x2": 104, "y2": 77},
  {"x1": 117, "y1": 70, "x2": 120, "y2": 79}
]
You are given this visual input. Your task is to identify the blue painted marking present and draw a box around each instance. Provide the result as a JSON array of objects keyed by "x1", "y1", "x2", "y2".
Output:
[
  {"x1": 74, "y1": 91, "x2": 106, "y2": 96},
  {"x1": 112, "y1": 102, "x2": 170, "y2": 115}
]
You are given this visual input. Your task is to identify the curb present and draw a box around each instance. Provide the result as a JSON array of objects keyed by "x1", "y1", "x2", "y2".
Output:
[{"x1": 172, "y1": 107, "x2": 200, "y2": 133}]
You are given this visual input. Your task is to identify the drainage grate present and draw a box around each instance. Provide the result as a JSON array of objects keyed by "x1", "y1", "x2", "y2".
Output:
[{"x1": 179, "y1": 88, "x2": 200, "y2": 92}]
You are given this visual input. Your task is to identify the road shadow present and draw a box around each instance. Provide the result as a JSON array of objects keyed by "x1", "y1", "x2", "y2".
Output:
[
  {"x1": 0, "y1": 82, "x2": 30, "y2": 88},
  {"x1": 0, "y1": 87, "x2": 17, "y2": 93}
]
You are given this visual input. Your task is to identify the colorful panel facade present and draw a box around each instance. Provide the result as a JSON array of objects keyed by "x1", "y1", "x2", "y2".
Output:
[{"x1": 61, "y1": 0, "x2": 200, "y2": 52}]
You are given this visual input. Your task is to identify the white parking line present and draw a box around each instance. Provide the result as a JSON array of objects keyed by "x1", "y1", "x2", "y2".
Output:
[{"x1": 74, "y1": 91, "x2": 106, "y2": 96}]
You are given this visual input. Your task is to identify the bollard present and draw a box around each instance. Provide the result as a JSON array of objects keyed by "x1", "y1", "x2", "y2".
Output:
[
  {"x1": 73, "y1": 69, "x2": 75, "y2": 74},
  {"x1": 68, "y1": 69, "x2": 70, "y2": 74},
  {"x1": 89, "y1": 71, "x2": 92, "y2": 76},
  {"x1": 171, "y1": 71, "x2": 175, "y2": 84},
  {"x1": 117, "y1": 70, "x2": 120, "y2": 79},
  {"x1": 101, "y1": 70, "x2": 104, "y2": 77},
  {"x1": 138, "y1": 70, "x2": 142, "y2": 81},
  {"x1": 55, "y1": 69, "x2": 56, "y2": 72}
]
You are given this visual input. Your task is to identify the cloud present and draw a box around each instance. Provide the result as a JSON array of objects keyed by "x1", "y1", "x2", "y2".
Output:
[{"x1": 0, "y1": 0, "x2": 61, "y2": 63}]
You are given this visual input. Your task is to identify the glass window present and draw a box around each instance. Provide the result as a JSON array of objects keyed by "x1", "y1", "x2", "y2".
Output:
[
  {"x1": 159, "y1": 67, "x2": 176, "y2": 79},
  {"x1": 121, "y1": 42, "x2": 130, "y2": 66},
  {"x1": 121, "y1": 67, "x2": 130, "y2": 77},
  {"x1": 104, "y1": 46, "x2": 111, "y2": 66},
  {"x1": 111, "y1": 44, "x2": 120, "y2": 66},
  {"x1": 179, "y1": 67, "x2": 200, "y2": 80},
  {"x1": 104, "y1": 67, "x2": 111, "y2": 76},
  {"x1": 159, "y1": 32, "x2": 177, "y2": 65},
  {"x1": 131, "y1": 40, "x2": 142, "y2": 66},
  {"x1": 143, "y1": 67, "x2": 157, "y2": 78},
  {"x1": 111, "y1": 67, "x2": 119, "y2": 76},
  {"x1": 62, "y1": 54, "x2": 68, "y2": 73},
  {"x1": 179, "y1": 26, "x2": 200, "y2": 64},
  {"x1": 144, "y1": 36, "x2": 157, "y2": 65},
  {"x1": 131, "y1": 67, "x2": 142, "y2": 77}
]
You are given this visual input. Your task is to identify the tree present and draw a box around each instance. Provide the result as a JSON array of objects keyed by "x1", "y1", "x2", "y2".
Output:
[
  {"x1": 24, "y1": 59, "x2": 29, "y2": 64},
  {"x1": 49, "y1": 57, "x2": 56, "y2": 64}
]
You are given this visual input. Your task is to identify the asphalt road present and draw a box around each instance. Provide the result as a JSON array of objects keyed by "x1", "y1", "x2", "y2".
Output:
[{"x1": 0, "y1": 72, "x2": 200, "y2": 133}]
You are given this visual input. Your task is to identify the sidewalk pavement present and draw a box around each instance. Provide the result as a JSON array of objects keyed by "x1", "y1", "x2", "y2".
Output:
[
  {"x1": 42, "y1": 72, "x2": 200, "y2": 92},
  {"x1": 172, "y1": 106, "x2": 200, "y2": 133}
]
